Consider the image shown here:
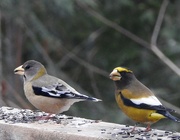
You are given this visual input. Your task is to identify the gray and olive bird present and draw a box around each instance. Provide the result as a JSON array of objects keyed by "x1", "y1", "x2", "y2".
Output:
[{"x1": 14, "y1": 60, "x2": 101, "y2": 118}]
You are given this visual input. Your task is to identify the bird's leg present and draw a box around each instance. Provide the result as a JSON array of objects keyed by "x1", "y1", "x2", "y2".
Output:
[
  {"x1": 130, "y1": 122, "x2": 139, "y2": 133},
  {"x1": 44, "y1": 113, "x2": 53, "y2": 120},
  {"x1": 36, "y1": 113, "x2": 53, "y2": 120},
  {"x1": 144, "y1": 124, "x2": 151, "y2": 132}
]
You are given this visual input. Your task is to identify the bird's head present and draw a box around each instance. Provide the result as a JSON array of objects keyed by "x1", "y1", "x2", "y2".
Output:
[
  {"x1": 14, "y1": 60, "x2": 47, "y2": 82},
  {"x1": 109, "y1": 67, "x2": 133, "y2": 82}
]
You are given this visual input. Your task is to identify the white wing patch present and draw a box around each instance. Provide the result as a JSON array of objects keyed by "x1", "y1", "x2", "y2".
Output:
[
  {"x1": 130, "y1": 96, "x2": 162, "y2": 106},
  {"x1": 33, "y1": 82, "x2": 101, "y2": 101},
  {"x1": 40, "y1": 82, "x2": 90, "y2": 99},
  {"x1": 41, "y1": 86, "x2": 71, "y2": 97}
]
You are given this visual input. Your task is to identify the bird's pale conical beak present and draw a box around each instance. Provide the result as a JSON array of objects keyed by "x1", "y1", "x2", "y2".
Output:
[
  {"x1": 109, "y1": 69, "x2": 121, "y2": 81},
  {"x1": 14, "y1": 65, "x2": 24, "y2": 75}
]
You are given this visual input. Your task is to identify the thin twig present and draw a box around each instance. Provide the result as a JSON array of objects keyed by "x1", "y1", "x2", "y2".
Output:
[
  {"x1": 0, "y1": 12, "x2": 2, "y2": 87},
  {"x1": 24, "y1": 14, "x2": 109, "y2": 77},
  {"x1": 87, "y1": 47, "x2": 102, "y2": 99},
  {"x1": 20, "y1": 17, "x2": 107, "y2": 108},
  {"x1": 151, "y1": 0, "x2": 169, "y2": 46},
  {"x1": 6, "y1": 80, "x2": 31, "y2": 109},
  {"x1": 0, "y1": 12, "x2": 6, "y2": 106},
  {"x1": 60, "y1": 49, "x2": 109, "y2": 77},
  {"x1": 76, "y1": 0, "x2": 151, "y2": 49},
  {"x1": 160, "y1": 98, "x2": 180, "y2": 115},
  {"x1": 151, "y1": 45, "x2": 180, "y2": 76},
  {"x1": 76, "y1": 0, "x2": 180, "y2": 111},
  {"x1": 150, "y1": 0, "x2": 180, "y2": 76},
  {"x1": 57, "y1": 27, "x2": 106, "y2": 68},
  {"x1": 76, "y1": 0, "x2": 180, "y2": 77}
]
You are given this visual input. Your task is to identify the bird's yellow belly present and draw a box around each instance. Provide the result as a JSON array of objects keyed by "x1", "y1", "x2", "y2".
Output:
[{"x1": 115, "y1": 93, "x2": 164, "y2": 124}]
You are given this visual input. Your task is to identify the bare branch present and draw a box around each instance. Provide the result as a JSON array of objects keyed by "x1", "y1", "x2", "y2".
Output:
[
  {"x1": 150, "y1": 0, "x2": 180, "y2": 76},
  {"x1": 76, "y1": 0, "x2": 151, "y2": 49},
  {"x1": 59, "y1": 49, "x2": 109, "y2": 77},
  {"x1": 22, "y1": 13, "x2": 109, "y2": 78},
  {"x1": 19, "y1": 17, "x2": 107, "y2": 109},
  {"x1": 58, "y1": 27, "x2": 106, "y2": 68},
  {"x1": 151, "y1": 0, "x2": 169, "y2": 45},
  {"x1": 76, "y1": 0, "x2": 180, "y2": 77},
  {"x1": 0, "y1": 12, "x2": 2, "y2": 90},
  {"x1": 160, "y1": 98, "x2": 180, "y2": 115},
  {"x1": 5, "y1": 81, "x2": 31, "y2": 109},
  {"x1": 0, "y1": 12, "x2": 6, "y2": 106},
  {"x1": 151, "y1": 45, "x2": 180, "y2": 76},
  {"x1": 87, "y1": 47, "x2": 102, "y2": 99},
  {"x1": 76, "y1": 0, "x2": 180, "y2": 111}
]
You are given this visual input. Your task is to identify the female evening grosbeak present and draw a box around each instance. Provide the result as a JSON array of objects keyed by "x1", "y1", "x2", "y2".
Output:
[
  {"x1": 110, "y1": 67, "x2": 180, "y2": 131},
  {"x1": 14, "y1": 60, "x2": 101, "y2": 118}
]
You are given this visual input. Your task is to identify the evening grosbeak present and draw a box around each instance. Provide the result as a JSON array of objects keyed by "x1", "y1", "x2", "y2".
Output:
[
  {"x1": 14, "y1": 60, "x2": 101, "y2": 118},
  {"x1": 110, "y1": 67, "x2": 180, "y2": 131}
]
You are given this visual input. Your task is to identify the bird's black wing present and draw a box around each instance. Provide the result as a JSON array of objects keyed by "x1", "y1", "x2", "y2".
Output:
[
  {"x1": 32, "y1": 83, "x2": 99, "y2": 101},
  {"x1": 119, "y1": 92, "x2": 173, "y2": 111},
  {"x1": 32, "y1": 83, "x2": 82, "y2": 98},
  {"x1": 120, "y1": 92, "x2": 180, "y2": 122}
]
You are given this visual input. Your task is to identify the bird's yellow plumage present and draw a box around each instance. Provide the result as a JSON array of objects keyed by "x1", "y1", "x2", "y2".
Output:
[
  {"x1": 115, "y1": 92, "x2": 164, "y2": 124},
  {"x1": 114, "y1": 67, "x2": 132, "y2": 73},
  {"x1": 32, "y1": 67, "x2": 47, "y2": 81},
  {"x1": 110, "y1": 66, "x2": 180, "y2": 131}
]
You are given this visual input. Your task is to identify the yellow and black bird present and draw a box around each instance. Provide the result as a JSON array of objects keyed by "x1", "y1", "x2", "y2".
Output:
[{"x1": 110, "y1": 67, "x2": 180, "y2": 131}]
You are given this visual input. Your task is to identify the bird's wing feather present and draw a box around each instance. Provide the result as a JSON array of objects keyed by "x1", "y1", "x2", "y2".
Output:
[
  {"x1": 131, "y1": 96, "x2": 162, "y2": 106},
  {"x1": 119, "y1": 92, "x2": 170, "y2": 111},
  {"x1": 32, "y1": 82, "x2": 89, "y2": 99},
  {"x1": 131, "y1": 96, "x2": 175, "y2": 112}
]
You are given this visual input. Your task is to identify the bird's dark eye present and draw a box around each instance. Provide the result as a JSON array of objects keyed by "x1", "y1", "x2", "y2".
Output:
[
  {"x1": 24, "y1": 65, "x2": 31, "y2": 70},
  {"x1": 120, "y1": 71, "x2": 127, "y2": 76}
]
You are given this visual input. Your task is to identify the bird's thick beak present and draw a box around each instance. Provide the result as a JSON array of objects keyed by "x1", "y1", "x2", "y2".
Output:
[
  {"x1": 109, "y1": 69, "x2": 121, "y2": 81},
  {"x1": 14, "y1": 65, "x2": 24, "y2": 75}
]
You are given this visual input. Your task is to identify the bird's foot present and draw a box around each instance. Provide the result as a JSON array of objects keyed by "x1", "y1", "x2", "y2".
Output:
[
  {"x1": 129, "y1": 126, "x2": 136, "y2": 133},
  {"x1": 128, "y1": 122, "x2": 140, "y2": 134},
  {"x1": 36, "y1": 113, "x2": 53, "y2": 120},
  {"x1": 144, "y1": 124, "x2": 152, "y2": 132},
  {"x1": 129, "y1": 128, "x2": 140, "y2": 134}
]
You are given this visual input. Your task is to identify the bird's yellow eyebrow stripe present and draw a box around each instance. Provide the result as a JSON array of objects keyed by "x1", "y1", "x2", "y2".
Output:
[{"x1": 114, "y1": 67, "x2": 132, "y2": 73}]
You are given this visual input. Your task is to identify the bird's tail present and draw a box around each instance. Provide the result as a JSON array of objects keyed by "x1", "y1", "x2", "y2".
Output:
[
  {"x1": 87, "y1": 96, "x2": 102, "y2": 102},
  {"x1": 158, "y1": 110, "x2": 180, "y2": 122},
  {"x1": 74, "y1": 92, "x2": 102, "y2": 102}
]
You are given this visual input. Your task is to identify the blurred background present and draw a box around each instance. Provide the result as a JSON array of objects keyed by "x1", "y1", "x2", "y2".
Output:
[{"x1": 0, "y1": 0, "x2": 180, "y2": 131}]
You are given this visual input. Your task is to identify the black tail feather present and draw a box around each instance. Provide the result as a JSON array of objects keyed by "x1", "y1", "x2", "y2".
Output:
[
  {"x1": 158, "y1": 110, "x2": 180, "y2": 122},
  {"x1": 87, "y1": 96, "x2": 102, "y2": 102}
]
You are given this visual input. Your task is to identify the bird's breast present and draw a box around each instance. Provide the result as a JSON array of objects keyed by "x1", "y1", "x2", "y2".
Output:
[{"x1": 23, "y1": 82, "x2": 80, "y2": 114}]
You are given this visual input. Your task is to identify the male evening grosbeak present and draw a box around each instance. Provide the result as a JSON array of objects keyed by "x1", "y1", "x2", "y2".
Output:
[
  {"x1": 14, "y1": 60, "x2": 101, "y2": 118},
  {"x1": 110, "y1": 67, "x2": 180, "y2": 131}
]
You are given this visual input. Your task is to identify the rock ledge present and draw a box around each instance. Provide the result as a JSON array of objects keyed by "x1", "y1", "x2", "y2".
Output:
[{"x1": 0, "y1": 106, "x2": 179, "y2": 140}]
